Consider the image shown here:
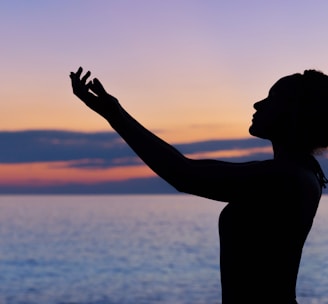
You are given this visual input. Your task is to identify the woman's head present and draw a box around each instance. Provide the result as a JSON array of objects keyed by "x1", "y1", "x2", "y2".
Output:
[{"x1": 249, "y1": 69, "x2": 328, "y2": 154}]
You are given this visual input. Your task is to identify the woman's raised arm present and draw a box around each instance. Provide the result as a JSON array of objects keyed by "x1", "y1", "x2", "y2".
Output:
[
  {"x1": 69, "y1": 67, "x2": 271, "y2": 202},
  {"x1": 70, "y1": 67, "x2": 198, "y2": 189}
]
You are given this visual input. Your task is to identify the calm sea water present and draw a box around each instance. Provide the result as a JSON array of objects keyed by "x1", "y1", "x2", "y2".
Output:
[{"x1": 0, "y1": 195, "x2": 327, "y2": 304}]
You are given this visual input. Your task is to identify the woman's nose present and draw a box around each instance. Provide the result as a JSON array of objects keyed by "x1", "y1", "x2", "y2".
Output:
[
  {"x1": 253, "y1": 99, "x2": 266, "y2": 110},
  {"x1": 253, "y1": 101, "x2": 261, "y2": 110}
]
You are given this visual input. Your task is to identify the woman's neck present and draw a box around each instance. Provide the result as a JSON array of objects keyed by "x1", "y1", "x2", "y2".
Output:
[{"x1": 272, "y1": 141, "x2": 311, "y2": 160}]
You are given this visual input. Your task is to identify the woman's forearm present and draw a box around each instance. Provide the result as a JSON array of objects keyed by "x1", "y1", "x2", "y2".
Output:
[
  {"x1": 106, "y1": 102, "x2": 190, "y2": 189},
  {"x1": 70, "y1": 67, "x2": 192, "y2": 191}
]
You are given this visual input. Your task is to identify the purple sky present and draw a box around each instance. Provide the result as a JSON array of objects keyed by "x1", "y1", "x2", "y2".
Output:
[
  {"x1": 2, "y1": 1, "x2": 328, "y2": 140},
  {"x1": 1, "y1": 1, "x2": 328, "y2": 192}
]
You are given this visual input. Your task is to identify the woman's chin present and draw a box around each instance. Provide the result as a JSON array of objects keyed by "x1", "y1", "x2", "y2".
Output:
[
  {"x1": 249, "y1": 125, "x2": 257, "y2": 136},
  {"x1": 249, "y1": 125, "x2": 268, "y2": 139}
]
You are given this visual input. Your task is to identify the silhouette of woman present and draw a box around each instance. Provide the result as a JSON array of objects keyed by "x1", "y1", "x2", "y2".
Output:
[{"x1": 70, "y1": 67, "x2": 328, "y2": 304}]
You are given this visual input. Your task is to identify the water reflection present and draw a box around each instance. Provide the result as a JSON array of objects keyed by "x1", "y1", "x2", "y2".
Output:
[{"x1": 0, "y1": 195, "x2": 327, "y2": 304}]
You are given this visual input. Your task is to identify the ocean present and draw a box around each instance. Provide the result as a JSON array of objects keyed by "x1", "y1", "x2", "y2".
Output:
[{"x1": 0, "y1": 194, "x2": 327, "y2": 304}]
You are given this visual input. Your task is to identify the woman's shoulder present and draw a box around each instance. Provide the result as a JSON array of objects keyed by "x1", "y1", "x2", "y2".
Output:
[
  {"x1": 271, "y1": 157, "x2": 322, "y2": 200},
  {"x1": 238, "y1": 158, "x2": 322, "y2": 194}
]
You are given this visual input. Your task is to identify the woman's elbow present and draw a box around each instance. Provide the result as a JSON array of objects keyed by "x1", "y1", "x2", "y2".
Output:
[
  {"x1": 165, "y1": 175, "x2": 195, "y2": 194},
  {"x1": 157, "y1": 159, "x2": 196, "y2": 193}
]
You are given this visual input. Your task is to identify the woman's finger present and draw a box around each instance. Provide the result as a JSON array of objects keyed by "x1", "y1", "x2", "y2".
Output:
[
  {"x1": 76, "y1": 67, "x2": 83, "y2": 78},
  {"x1": 81, "y1": 71, "x2": 91, "y2": 84}
]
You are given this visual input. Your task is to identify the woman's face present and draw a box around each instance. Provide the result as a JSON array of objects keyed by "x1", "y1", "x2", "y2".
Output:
[{"x1": 249, "y1": 75, "x2": 299, "y2": 141}]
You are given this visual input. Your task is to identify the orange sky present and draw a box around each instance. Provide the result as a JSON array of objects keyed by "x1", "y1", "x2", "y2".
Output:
[
  {"x1": 3, "y1": 1, "x2": 328, "y2": 142},
  {"x1": 0, "y1": 162, "x2": 154, "y2": 186}
]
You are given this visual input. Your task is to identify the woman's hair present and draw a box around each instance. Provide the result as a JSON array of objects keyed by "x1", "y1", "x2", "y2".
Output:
[{"x1": 291, "y1": 69, "x2": 328, "y2": 154}]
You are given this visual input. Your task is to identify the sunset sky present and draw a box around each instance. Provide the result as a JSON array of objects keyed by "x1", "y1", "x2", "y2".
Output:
[{"x1": 2, "y1": 1, "x2": 328, "y2": 193}]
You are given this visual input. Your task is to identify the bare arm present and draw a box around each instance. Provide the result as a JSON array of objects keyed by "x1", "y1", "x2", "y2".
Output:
[
  {"x1": 70, "y1": 67, "x2": 196, "y2": 189},
  {"x1": 69, "y1": 67, "x2": 271, "y2": 202}
]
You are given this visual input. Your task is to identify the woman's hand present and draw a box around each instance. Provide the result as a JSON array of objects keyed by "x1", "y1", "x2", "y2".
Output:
[{"x1": 70, "y1": 67, "x2": 119, "y2": 119}]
